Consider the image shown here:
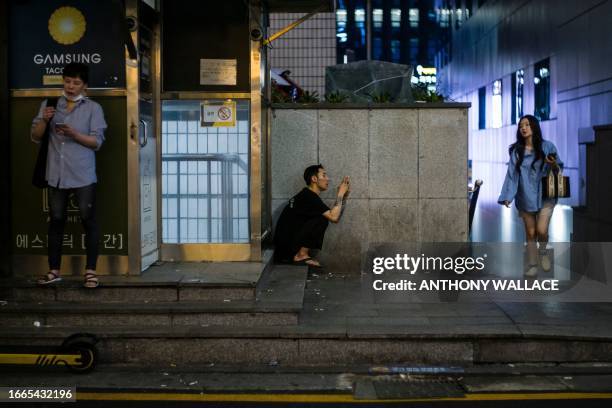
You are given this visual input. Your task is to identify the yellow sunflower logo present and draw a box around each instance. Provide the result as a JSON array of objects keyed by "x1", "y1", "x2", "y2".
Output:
[{"x1": 48, "y1": 6, "x2": 86, "y2": 45}]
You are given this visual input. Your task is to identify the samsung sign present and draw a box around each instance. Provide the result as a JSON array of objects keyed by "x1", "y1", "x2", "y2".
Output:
[
  {"x1": 9, "y1": 0, "x2": 125, "y2": 89},
  {"x1": 34, "y1": 53, "x2": 102, "y2": 65}
]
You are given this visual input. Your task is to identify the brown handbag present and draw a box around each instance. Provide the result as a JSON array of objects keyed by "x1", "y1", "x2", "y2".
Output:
[{"x1": 542, "y1": 167, "x2": 570, "y2": 199}]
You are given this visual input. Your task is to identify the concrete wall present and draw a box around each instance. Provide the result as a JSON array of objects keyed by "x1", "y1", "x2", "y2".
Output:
[
  {"x1": 271, "y1": 105, "x2": 470, "y2": 272},
  {"x1": 438, "y1": 0, "x2": 612, "y2": 216}
]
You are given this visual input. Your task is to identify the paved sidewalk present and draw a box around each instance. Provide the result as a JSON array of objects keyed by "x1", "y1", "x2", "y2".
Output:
[
  {"x1": 297, "y1": 270, "x2": 612, "y2": 340},
  {"x1": 2, "y1": 261, "x2": 612, "y2": 368}
]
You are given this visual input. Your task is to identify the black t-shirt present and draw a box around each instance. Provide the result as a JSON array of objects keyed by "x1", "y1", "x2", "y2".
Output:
[{"x1": 274, "y1": 188, "x2": 330, "y2": 260}]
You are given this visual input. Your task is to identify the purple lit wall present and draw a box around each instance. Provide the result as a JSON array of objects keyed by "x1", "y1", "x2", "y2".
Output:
[{"x1": 438, "y1": 0, "x2": 612, "y2": 242}]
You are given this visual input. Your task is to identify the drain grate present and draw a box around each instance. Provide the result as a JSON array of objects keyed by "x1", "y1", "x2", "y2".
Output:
[{"x1": 356, "y1": 376, "x2": 465, "y2": 400}]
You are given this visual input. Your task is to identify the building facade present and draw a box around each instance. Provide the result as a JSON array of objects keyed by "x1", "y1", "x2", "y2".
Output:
[
  {"x1": 336, "y1": 0, "x2": 460, "y2": 68},
  {"x1": 438, "y1": 0, "x2": 612, "y2": 241},
  {"x1": 268, "y1": 0, "x2": 473, "y2": 95}
]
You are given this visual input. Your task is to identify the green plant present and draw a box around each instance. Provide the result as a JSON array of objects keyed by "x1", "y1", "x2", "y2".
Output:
[
  {"x1": 411, "y1": 84, "x2": 445, "y2": 102},
  {"x1": 297, "y1": 90, "x2": 320, "y2": 103},
  {"x1": 367, "y1": 91, "x2": 393, "y2": 103},
  {"x1": 324, "y1": 91, "x2": 349, "y2": 103}
]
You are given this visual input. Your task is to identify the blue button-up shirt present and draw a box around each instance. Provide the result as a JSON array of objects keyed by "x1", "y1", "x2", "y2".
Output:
[
  {"x1": 32, "y1": 96, "x2": 107, "y2": 189},
  {"x1": 498, "y1": 140, "x2": 563, "y2": 212}
]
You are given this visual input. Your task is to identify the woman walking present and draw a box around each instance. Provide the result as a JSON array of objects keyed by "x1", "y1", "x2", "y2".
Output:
[{"x1": 498, "y1": 115, "x2": 562, "y2": 277}]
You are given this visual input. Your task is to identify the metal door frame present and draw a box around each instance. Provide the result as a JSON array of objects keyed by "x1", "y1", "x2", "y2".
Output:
[
  {"x1": 125, "y1": 0, "x2": 163, "y2": 274},
  {"x1": 157, "y1": 3, "x2": 264, "y2": 262}
]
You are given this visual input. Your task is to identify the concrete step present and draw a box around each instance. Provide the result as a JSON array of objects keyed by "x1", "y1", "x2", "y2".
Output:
[
  {"x1": 0, "y1": 264, "x2": 309, "y2": 328},
  {"x1": 0, "y1": 280, "x2": 258, "y2": 303},
  {"x1": 0, "y1": 300, "x2": 301, "y2": 327},
  {"x1": 0, "y1": 254, "x2": 299, "y2": 304},
  {"x1": 2, "y1": 325, "x2": 611, "y2": 367}
]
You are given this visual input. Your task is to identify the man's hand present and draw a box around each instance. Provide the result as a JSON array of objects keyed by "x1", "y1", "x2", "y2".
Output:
[
  {"x1": 41, "y1": 106, "x2": 55, "y2": 123},
  {"x1": 503, "y1": 200, "x2": 511, "y2": 208},
  {"x1": 31, "y1": 107, "x2": 56, "y2": 141},
  {"x1": 337, "y1": 176, "x2": 350, "y2": 198},
  {"x1": 56, "y1": 124, "x2": 78, "y2": 138},
  {"x1": 325, "y1": 176, "x2": 350, "y2": 224},
  {"x1": 55, "y1": 125, "x2": 98, "y2": 149}
]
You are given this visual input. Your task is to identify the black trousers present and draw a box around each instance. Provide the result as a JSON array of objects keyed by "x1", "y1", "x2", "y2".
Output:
[
  {"x1": 48, "y1": 183, "x2": 98, "y2": 270},
  {"x1": 289, "y1": 216, "x2": 329, "y2": 257}
]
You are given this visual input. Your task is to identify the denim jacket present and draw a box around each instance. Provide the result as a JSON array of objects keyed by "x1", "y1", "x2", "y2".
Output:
[{"x1": 498, "y1": 140, "x2": 563, "y2": 212}]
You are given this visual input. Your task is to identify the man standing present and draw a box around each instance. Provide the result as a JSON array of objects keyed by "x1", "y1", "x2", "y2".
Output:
[
  {"x1": 32, "y1": 63, "x2": 107, "y2": 288},
  {"x1": 274, "y1": 164, "x2": 350, "y2": 267}
]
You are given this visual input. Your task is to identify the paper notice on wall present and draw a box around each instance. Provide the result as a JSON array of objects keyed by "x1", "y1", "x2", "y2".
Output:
[{"x1": 200, "y1": 59, "x2": 237, "y2": 85}]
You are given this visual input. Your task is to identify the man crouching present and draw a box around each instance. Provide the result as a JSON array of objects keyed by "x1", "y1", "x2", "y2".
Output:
[{"x1": 274, "y1": 164, "x2": 350, "y2": 268}]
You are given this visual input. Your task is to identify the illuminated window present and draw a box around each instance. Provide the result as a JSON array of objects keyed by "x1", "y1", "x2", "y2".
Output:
[
  {"x1": 409, "y1": 8, "x2": 419, "y2": 28},
  {"x1": 336, "y1": 8, "x2": 347, "y2": 43},
  {"x1": 534, "y1": 58, "x2": 550, "y2": 121},
  {"x1": 492, "y1": 79, "x2": 502, "y2": 128},
  {"x1": 438, "y1": 8, "x2": 450, "y2": 28},
  {"x1": 355, "y1": 8, "x2": 365, "y2": 23},
  {"x1": 373, "y1": 9, "x2": 383, "y2": 29},
  {"x1": 511, "y1": 69, "x2": 524, "y2": 125},
  {"x1": 336, "y1": 9, "x2": 347, "y2": 28},
  {"x1": 455, "y1": 8, "x2": 469, "y2": 29},
  {"x1": 391, "y1": 8, "x2": 401, "y2": 29}
]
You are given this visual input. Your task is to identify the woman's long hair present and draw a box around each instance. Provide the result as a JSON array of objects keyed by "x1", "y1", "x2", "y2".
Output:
[{"x1": 509, "y1": 114, "x2": 545, "y2": 171}]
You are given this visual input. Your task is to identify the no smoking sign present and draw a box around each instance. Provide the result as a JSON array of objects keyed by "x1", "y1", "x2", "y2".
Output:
[{"x1": 201, "y1": 101, "x2": 236, "y2": 127}]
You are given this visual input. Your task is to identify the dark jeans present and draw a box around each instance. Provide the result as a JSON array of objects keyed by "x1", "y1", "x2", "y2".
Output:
[{"x1": 48, "y1": 183, "x2": 98, "y2": 270}]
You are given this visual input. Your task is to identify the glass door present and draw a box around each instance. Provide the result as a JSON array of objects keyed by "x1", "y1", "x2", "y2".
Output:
[
  {"x1": 160, "y1": 99, "x2": 250, "y2": 257},
  {"x1": 137, "y1": 0, "x2": 159, "y2": 271},
  {"x1": 139, "y1": 99, "x2": 158, "y2": 269}
]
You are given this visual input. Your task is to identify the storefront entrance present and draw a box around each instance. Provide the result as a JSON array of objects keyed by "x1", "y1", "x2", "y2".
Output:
[{"x1": 4, "y1": 0, "x2": 271, "y2": 276}]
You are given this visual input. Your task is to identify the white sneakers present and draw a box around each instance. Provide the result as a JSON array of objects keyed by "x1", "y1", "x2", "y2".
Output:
[
  {"x1": 524, "y1": 265, "x2": 539, "y2": 277},
  {"x1": 524, "y1": 250, "x2": 552, "y2": 277}
]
